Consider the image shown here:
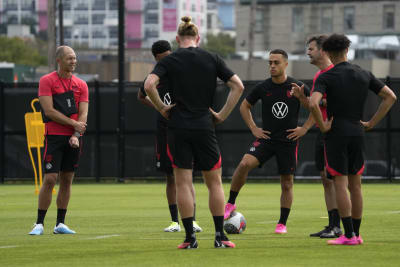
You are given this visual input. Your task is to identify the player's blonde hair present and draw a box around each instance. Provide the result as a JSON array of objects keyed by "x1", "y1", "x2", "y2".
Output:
[{"x1": 177, "y1": 16, "x2": 198, "y2": 37}]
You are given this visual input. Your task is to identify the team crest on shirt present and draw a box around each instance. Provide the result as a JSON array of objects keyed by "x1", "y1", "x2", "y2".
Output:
[
  {"x1": 253, "y1": 140, "x2": 261, "y2": 147},
  {"x1": 163, "y1": 93, "x2": 172, "y2": 105},
  {"x1": 46, "y1": 163, "x2": 52, "y2": 170},
  {"x1": 272, "y1": 102, "x2": 288, "y2": 119},
  {"x1": 286, "y1": 90, "x2": 292, "y2": 98},
  {"x1": 45, "y1": 155, "x2": 53, "y2": 163}
]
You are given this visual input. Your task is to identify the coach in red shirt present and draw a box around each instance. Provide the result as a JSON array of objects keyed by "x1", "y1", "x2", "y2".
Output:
[{"x1": 29, "y1": 46, "x2": 89, "y2": 235}]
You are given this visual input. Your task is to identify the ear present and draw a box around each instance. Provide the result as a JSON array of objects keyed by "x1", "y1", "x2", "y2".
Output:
[
  {"x1": 196, "y1": 35, "x2": 200, "y2": 45},
  {"x1": 176, "y1": 35, "x2": 180, "y2": 45}
]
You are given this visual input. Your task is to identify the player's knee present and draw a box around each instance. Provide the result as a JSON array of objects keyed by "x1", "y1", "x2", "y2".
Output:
[
  {"x1": 43, "y1": 174, "x2": 57, "y2": 187},
  {"x1": 238, "y1": 159, "x2": 253, "y2": 171}
]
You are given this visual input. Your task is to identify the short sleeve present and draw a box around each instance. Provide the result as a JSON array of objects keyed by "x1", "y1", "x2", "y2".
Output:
[
  {"x1": 151, "y1": 60, "x2": 168, "y2": 79},
  {"x1": 368, "y1": 72, "x2": 385, "y2": 95},
  {"x1": 245, "y1": 83, "x2": 264, "y2": 105},
  {"x1": 313, "y1": 76, "x2": 328, "y2": 95},
  {"x1": 215, "y1": 54, "x2": 234, "y2": 83},
  {"x1": 38, "y1": 76, "x2": 52, "y2": 97},
  {"x1": 80, "y1": 81, "x2": 89, "y2": 102},
  {"x1": 139, "y1": 78, "x2": 147, "y2": 96}
]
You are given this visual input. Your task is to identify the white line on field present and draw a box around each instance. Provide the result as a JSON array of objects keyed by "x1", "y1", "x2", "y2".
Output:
[
  {"x1": 387, "y1": 211, "x2": 400, "y2": 214},
  {"x1": 85, "y1": 234, "x2": 120, "y2": 240},
  {"x1": 0, "y1": 245, "x2": 18, "y2": 249},
  {"x1": 320, "y1": 216, "x2": 328, "y2": 219}
]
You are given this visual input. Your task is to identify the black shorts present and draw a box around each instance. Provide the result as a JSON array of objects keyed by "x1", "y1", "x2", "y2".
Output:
[
  {"x1": 246, "y1": 139, "x2": 298, "y2": 175},
  {"x1": 155, "y1": 123, "x2": 173, "y2": 175},
  {"x1": 167, "y1": 128, "x2": 221, "y2": 171},
  {"x1": 43, "y1": 135, "x2": 82, "y2": 174},
  {"x1": 315, "y1": 132, "x2": 325, "y2": 172},
  {"x1": 324, "y1": 136, "x2": 365, "y2": 178}
]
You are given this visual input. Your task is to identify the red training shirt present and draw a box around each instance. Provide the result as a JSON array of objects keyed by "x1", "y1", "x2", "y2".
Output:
[{"x1": 310, "y1": 64, "x2": 334, "y2": 122}]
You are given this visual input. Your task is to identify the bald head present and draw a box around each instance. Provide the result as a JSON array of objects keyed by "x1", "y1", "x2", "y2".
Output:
[
  {"x1": 56, "y1": 46, "x2": 74, "y2": 60},
  {"x1": 56, "y1": 46, "x2": 77, "y2": 76}
]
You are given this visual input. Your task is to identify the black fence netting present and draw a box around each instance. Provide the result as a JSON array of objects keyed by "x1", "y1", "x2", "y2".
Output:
[{"x1": 1, "y1": 78, "x2": 399, "y2": 182}]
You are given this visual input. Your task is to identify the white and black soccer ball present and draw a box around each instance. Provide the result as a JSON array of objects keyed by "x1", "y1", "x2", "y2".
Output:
[{"x1": 224, "y1": 211, "x2": 246, "y2": 234}]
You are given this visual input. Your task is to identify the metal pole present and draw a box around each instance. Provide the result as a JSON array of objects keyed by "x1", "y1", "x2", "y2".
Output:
[
  {"x1": 246, "y1": 0, "x2": 257, "y2": 80},
  {"x1": 117, "y1": 0, "x2": 125, "y2": 182},
  {"x1": 95, "y1": 80, "x2": 101, "y2": 182},
  {"x1": 47, "y1": 0, "x2": 56, "y2": 71},
  {"x1": 58, "y1": 0, "x2": 64, "y2": 45},
  {"x1": 0, "y1": 82, "x2": 4, "y2": 183},
  {"x1": 385, "y1": 76, "x2": 393, "y2": 182}
]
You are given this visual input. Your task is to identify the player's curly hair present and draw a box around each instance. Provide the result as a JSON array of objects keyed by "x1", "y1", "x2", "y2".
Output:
[
  {"x1": 322, "y1": 34, "x2": 351, "y2": 52},
  {"x1": 177, "y1": 16, "x2": 198, "y2": 37},
  {"x1": 151, "y1": 40, "x2": 171, "y2": 57}
]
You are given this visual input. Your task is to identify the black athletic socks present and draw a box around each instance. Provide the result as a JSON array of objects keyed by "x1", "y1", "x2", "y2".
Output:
[
  {"x1": 182, "y1": 217, "x2": 195, "y2": 241},
  {"x1": 36, "y1": 209, "x2": 47, "y2": 225},
  {"x1": 278, "y1": 208, "x2": 291, "y2": 225},
  {"x1": 56, "y1": 209, "x2": 67, "y2": 226},
  {"x1": 331, "y1": 209, "x2": 341, "y2": 228},
  {"x1": 341, "y1": 216, "x2": 355, "y2": 238},
  {"x1": 169, "y1": 204, "x2": 179, "y2": 223},
  {"x1": 213, "y1": 216, "x2": 224, "y2": 235},
  {"x1": 352, "y1": 218, "x2": 362, "y2": 237},
  {"x1": 228, "y1": 190, "x2": 239, "y2": 205},
  {"x1": 328, "y1": 210, "x2": 333, "y2": 227}
]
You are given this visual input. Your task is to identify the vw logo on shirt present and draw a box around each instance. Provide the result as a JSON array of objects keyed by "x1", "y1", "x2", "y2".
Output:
[
  {"x1": 163, "y1": 93, "x2": 172, "y2": 105},
  {"x1": 272, "y1": 102, "x2": 288, "y2": 119}
]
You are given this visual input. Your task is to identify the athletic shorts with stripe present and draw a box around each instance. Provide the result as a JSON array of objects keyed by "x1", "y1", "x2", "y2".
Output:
[
  {"x1": 247, "y1": 139, "x2": 298, "y2": 175},
  {"x1": 324, "y1": 136, "x2": 365, "y2": 178},
  {"x1": 167, "y1": 128, "x2": 221, "y2": 171},
  {"x1": 43, "y1": 135, "x2": 82, "y2": 173},
  {"x1": 155, "y1": 123, "x2": 173, "y2": 175}
]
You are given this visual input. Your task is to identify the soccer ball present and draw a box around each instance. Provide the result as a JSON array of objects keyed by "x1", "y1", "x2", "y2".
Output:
[{"x1": 224, "y1": 211, "x2": 246, "y2": 234}]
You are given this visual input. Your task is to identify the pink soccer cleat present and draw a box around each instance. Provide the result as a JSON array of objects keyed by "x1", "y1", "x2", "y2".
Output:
[
  {"x1": 327, "y1": 235, "x2": 358, "y2": 245},
  {"x1": 357, "y1": 235, "x2": 364, "y2": 245},
  {"x1": 275, "y1": 224, "x2": 287, "y2": 234},
  {"x1": 224, "y1": 203, "x2": 237, "y2": 220}
]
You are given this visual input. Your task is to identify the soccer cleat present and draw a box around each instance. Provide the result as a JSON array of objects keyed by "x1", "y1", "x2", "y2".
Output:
[
  {"x1": 193, "y1": 221, "x2": 203, "y2": 233},
  {"x1": 320, "y1": 226, "x2": 343, "y2": 238},
  {"x1": 164, "y1": 221, "x2": 181, "y2": 232},
  {"x1": 29, "y1": 223, "x2": 44, "y2": 235},
  {"x1": 310, "y1": 226, "x2": 331, "y2": 237},
  {"x1": 224, "y1": 203, "x2": 237, "y2": 220},
  {"x1": 327, "y1": 235, "x2": 358, "y2": 245},
  {"x1": 275, "y1": 223, "x2": 287, "y2": 234},
  {"x1": 356, "y1": 235, "x2": 364, "y2": 245},
  {"x1": 214, "y1": 235, "x2": 236, "y2": 248},
  {"x1": 53, "y1": 223, "x2": 76, "y2": 234},
  {"x1": 177, "y1": 239, "x2": 198, "y2": 249}
]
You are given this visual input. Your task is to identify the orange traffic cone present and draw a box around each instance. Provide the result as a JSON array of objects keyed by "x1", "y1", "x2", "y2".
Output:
[{"x1": 13, "y1": 73, "x2": 18, "y2": 83}]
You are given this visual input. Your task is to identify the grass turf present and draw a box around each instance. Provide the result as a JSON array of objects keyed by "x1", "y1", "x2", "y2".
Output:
[{"x1": 0, "y1": 183, "x2": 399, "y2": 266}]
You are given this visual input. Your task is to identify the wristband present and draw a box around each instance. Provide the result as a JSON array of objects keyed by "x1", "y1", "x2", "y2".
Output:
[{"x1": 73, "y1": 131, "x2": 80, "y2": 138}]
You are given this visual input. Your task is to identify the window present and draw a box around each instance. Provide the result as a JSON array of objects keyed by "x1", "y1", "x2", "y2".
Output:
[
  {"x1": 74, "y1": 14, "x2": 88, "y2": 25},
  {"x1": 321, "y1": 7, "x2": 333, "y2": 33},
  {"x1": 383, "y1": 5, "x2": 395, "y2": 30},
  {"x1": 109, "y1": 0, "x2": 118, "y2": 10},
  {"x1": 255, "y1": 9, "x2": 264, "y2": 33},
  {"x1": 292, "y1": 7, "x2": 304, "y2": 33},
  {"x1": 344, "y1": 6, "x2": 355, "y2": 31},
  {"x1": 207, "y1": 13, "x2": 212, "y2": 29},
  {"x1": 21, "y1": 0, "x2": 34, "y2": 11},
  {"x1": 92, "y1": 0, "x2": 106, "y2": 10},
  {"x1": 145, "y1": 13, "x2": 158, "y2": 24},
  {"x1": 109, "y1": 26, "x2": 118, "y2": 38},
  {"x1": 92, "y1": 14, "x2": 105, "y2": 24}
]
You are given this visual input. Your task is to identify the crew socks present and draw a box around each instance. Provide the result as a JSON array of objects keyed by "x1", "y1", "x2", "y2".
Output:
[
  {"x1": 182, "y1": 217, "x2": 195, "y2": 241},
  {"x1": 352, "y1": 218, "x2": 362, "y2": 237},
  {"x1": 228, "y1": 190, "x2": 239, "y2": 205},
  {"x1": 56, "y1": 209, "x2": 67, "y2": 226},
  {"x1": 169, "y1": 204, "x2": 179, "y2": 223},
  {"x1": 213, "y1": 216, "x2": 224, "y2": 239},
  {"x1": 341, "y1": 216, "x2": 355, "y2": 239},
  {"x1": 331, "y1": 209, "x2": 341, "y2": 228},
  {"x1": 278, "y1": 208, "x2": 291, "y2": 225},
  {"x1": 36, "y1": 209, "x2": 47, "y2": 225}
]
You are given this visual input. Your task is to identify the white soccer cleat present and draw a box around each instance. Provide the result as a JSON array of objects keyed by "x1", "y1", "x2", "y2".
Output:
[
  {"x1": 193, "y1": 221, "x2": 203, "y2": 233},
  {"x1": 29, "y1": 223, "x2": 44, "y2": 235},
  {"x1": 53, "y1": 223, "x2": 76, "y2": 234},
  {"x1": 164, "y1": 221, "x2": 181, "y2": 232}
]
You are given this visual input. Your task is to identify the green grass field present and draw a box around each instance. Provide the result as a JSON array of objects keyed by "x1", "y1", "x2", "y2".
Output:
[{"x1": 1, "y1": 183, "x2": 399, "y2": 266}]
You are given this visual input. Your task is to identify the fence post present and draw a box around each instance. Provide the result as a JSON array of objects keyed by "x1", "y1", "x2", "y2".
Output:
[
  {"x1": 385, "y1": 76, "x2": 392, "y2": 182},
  {"x1": 0, "y1": 82, "x2": 4, "y2": 183},
  {"x1": 95, "y1": 80, "x2": 101, "y2": 182}
]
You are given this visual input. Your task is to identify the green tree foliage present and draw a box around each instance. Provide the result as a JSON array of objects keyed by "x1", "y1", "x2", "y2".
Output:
[
  {"x1": 201, "y1": 33, "x2": 235, "y2": 59},
  {"x1": 0, "y1": 36, "x2": 46, "y2": 66}
]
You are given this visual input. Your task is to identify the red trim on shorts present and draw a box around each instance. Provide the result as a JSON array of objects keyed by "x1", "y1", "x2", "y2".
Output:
[
  {"x1": 295, "y1": 141, "x2": 299, "y2": 165},
  {"x1": 210, "y1": 155, "x2": 222, "y2": 170},
  {"x1": 323, "y1": 143, "x2": 343, "y2": 177},
  {"x1": 166, "y1": 144, "x2": 177, "y2": 168},
  {"x1": 43, "y1": 135, "x2": 48, "y2": 162},
  {"x1": 356, "y1": 164, "x2": 365, "y2": 175}
]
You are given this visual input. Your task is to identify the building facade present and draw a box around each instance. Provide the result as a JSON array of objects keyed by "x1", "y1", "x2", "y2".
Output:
[{"x1": 236, "y1": 0, "x2": 400, "y2": 57}]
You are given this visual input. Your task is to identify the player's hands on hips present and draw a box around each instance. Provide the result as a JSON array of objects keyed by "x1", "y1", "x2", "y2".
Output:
[
  {"x1": 160, "y1": 104, "x2": 175, "y2": 120},
  {"x1": 286, "y1": 126, "x2": 307, "y2": 140},
  {"x1": 290, "y1": 83, "x2": 306, "y2": 99},
  {"x1": 209, "y1": 108, "x2": 224, "y2": 124},
  {"x1": 320, "y1": 117, "x2": 333, "y2": 133},
  {"x1": 251, "y1": 126, "x2": 270, "y2": 139},
  {"x1": 360, "y1": 120, "x2": 373, "y2": 131},
  {"x1": 69, "y1": 135, "x2": 79, "y2": 148},
  {"x1": 73, "y1": 121, "x2": 87, "y2": 134}
]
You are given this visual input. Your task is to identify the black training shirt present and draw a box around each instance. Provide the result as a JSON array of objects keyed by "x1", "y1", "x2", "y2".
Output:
[
  {"x1": 140, "y1": 77, "x2": 172, "y2": 126},
  {"x1": 246, "y1": 76, "x2": 310, "y2": 143},
  {"x1": 151, "y1": 47, "x2": 235, "y2": 130},
  {"x1": 313, "y1": 62, "x2": 384, "y2": 136}
]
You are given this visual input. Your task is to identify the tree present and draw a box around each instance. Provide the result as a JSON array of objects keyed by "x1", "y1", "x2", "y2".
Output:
[
  {"x1": 201, "y1": 33, "x2": 235, "y2": 59},
  {"x1": 0, "y1": 36, "x2": 47, "y2": 66}
]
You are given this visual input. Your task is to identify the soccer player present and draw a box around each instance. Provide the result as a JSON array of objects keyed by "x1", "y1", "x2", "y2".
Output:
[
  {"x1": 29, "y1": 46, "x2": 89, "y2": 235},
  {"x1": 144, "y1": 16, "x2": 244, "y2": 249},
  {"x1": 298, "y1": 35, "x2": 342, "y2": 238},
  {"x1": 292, "y1": 34, "x2": 397, "y2": 245},
  {"x1": 138, "y1": 40, "x2": 202, "y2": 233},
  {"x1": 224, "y1": 49, "x2": 310, "y2": 234}
]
